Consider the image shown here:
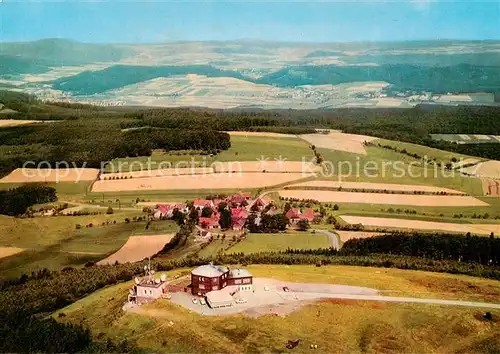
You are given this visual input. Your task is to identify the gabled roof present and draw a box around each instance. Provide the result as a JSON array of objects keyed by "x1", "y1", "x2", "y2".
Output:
[
  {"x1": 286, "y1": 208, "x2": 301, "y2": 219},
  {"x1": 300, "y1": 209, "x2": 315, "y2": 222},
  {"x1": 194, "y1": 199, "x2": 213, "y2": 208},
  {"x1": 156, "y1": 204, "x2": 171, "y2": 214},
  {"x1": 266, "y1": 206, "x2": 280, "y2": 215},
  {"x1": 231, "y1": 208, "x2": 249, "y2": 219}
]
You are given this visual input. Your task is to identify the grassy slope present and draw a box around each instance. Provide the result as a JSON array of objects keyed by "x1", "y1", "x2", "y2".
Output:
[
  {"x1": 0, "y1": 213, "x2": 177, "y2": 278},
  {"x1": 198, "y1": 231, "x2": 331, "y2": 258},
  {"x1": 105, "y1": 135, "x2": 314, "y2": 173},
  {"x1": 54, "y1": 265, "x2": 500, "y2": 353}
]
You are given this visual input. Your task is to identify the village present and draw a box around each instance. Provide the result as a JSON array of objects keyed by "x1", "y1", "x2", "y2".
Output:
[{"x1": 151, "y1": 192, "x2": 317, "y2": 235}]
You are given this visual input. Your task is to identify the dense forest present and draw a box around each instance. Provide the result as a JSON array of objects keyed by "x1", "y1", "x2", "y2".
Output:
[
  {"x1": 3, "y1": 91, "x2": 500, "y2": 175},
  {"x1": 341, "y1": 232, "x2": 500, "y2": 266},
  {"x1": 0, "y1": 184, "x2": 56, "y2": 216}
]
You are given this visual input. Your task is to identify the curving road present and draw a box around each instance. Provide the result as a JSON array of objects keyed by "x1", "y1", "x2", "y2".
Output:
[{"x1": 313, "y1": 229, "x2": 340, "y2": 250}]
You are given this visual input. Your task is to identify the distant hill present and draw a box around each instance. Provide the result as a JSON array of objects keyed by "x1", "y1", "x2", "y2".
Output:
[
  {"x1": 0, "y1": 39, "x2": 133, "y2": 66},
  {"x1": 51, "y1": 65, "x2": 250, "y2": 95},
  {"x1": 0, "y1": 56, "x2": 50, "y2": 77},
  {"x1": 304, "y1": 50, "x2": 344, "y2": 58},
  {"x1": 256, "y1": 64, "x2": 500, "y2": 93}
]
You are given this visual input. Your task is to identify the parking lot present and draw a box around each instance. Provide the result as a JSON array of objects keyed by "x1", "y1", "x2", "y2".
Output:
[{"x1": 167, "y1": 277, "x2": 377, "y2": 317}]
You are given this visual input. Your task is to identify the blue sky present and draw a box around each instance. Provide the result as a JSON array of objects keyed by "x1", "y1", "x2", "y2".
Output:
[{"x1": 1, "y1": 1, "x2": 499, "y2": 43}]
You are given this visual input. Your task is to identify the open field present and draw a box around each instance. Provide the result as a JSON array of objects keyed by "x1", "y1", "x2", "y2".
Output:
[
  {"x1": 0, "y1": 168, "x2": 100, "y2": 183},
  {"x1": 340, "y1": 215, "x2": 500, "y2": 235},
  {"x1": 199, "y1": 232, "x2": 331, "y2": 257},
  {"x1": 97, "y1": 234, "x2": 174, "y2": 265},
  {"x1": 92, "y1": 172, "x2": 313, "y2": 192},
  {"x1": 431, "y1": 133, "x2": 500, "y2": 144},
  {"x1": 214, "y1": 161, "x2": 319, "y2": 173},
  {"x1": 54, "y1": 265, "x2": 500, "y2": 353},
  {"x1": 300, "y1": 132, "x2": 378, "y2": 155},
  {"x1": 279, "y1": 190, "x2": 487, "y2": 206},
  {"x1": 286, "y1": 180, "x2": 466, "y2": 194},
  {"x1": 216, "y1": 135, "x2": 314, "y2": 161},
  {"x1": 335, "y1": 231, "x2": 386, "y2": 243},
  {"x1": 374, "y1": 138, "x2": 478, "y2": 162},
  {"x1": 0, "y1": 247, "x2": 24, "y2": 259},
  {"x1": 482, "y1": 178, "x2": 500, "y2": 197},
  {"x1": 463, "y1": 160, "x2": 500, "y2": 179},
  {"x1": 101, "y1": 167, "x2": 214, "y2": 179},
  {"x1": 0, "y1": 212, "x2": 166, "y2": 278},
  {"x1": 0, "y1": 119, "x2": 39, "y2": 127},
  {"x1": 225, "y1": 131, "x2": 297, "y2": 138}
]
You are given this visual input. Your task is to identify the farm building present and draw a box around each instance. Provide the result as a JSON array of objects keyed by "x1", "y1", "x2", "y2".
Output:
[
  {"x1": 128, "y1": 273, "x2": 168, "y2": 305},
  {"x1": 286, "y1": 208, "x2": 315, "y2": 224},
  {"x1": 190, "y1": 263, "x2": 253, "y2": 295}
]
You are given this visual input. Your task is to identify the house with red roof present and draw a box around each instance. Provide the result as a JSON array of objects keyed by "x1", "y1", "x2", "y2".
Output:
[
  {"x1": 199, "y1": 213, "x2": 220, "y2": 229},
  {"x1": 231, "y1": 207, "x2": 249, "y2": 230},
  {"x1": 249, "y1": 196, "x2": 272, "y2": 211},
  {"x1": 286, "y1": 208, "x2": 315, "y2": 224},
  {"x1": 153, "y1": 204, "x2": 172, "y2": 219},
  {"x1": 194, "y1": 199, "x2": 214, "y2": 210}
]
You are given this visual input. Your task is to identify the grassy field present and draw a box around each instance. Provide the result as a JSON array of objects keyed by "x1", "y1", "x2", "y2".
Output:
[
  {"x1": 0, "y1": 212, "x2": 177, "y2": 278},
  {"x1": 198, "y1": 231, "x2": 331, "y2": 258},
  {"x1": 54, "y1": 265, "x2": 500, "y2": 353},
  {"x1": 318, "y1": 145, "x2": 484, "y2": 196},
  {"x1": 104, "y1": 135, "x2": 314, "y2": 174},
  {"x1": 0, "y1": 181, "x2": 94, "y2": 200}
]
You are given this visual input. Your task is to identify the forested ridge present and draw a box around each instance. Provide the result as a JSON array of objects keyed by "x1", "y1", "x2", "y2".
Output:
[
  {"x1": 3, "y1": 91, "x2": 500, "y2": 176},
  {"x1": 0, "y1": 184, "x2": 57, "y2": 216}
]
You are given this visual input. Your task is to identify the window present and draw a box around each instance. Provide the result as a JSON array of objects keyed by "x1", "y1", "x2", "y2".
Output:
[
  {"x1": 199, "y1": 276, "x2": 204, "y2": 282},
  {"x1": 149, "y1": 290, "x2": 152, "y2": 295},
  {"x1": 234, "y1": 279, "x2": 242, "y2": 285},
  {"x1": 243, "y1": 278, "x2": 251, "y2": 284},
  {"x1": 143, "y1": 290, "x2": 147, "y2": 295},
  {"x1": 199, "y1": 284, "x2": 205, "y2": 289}
]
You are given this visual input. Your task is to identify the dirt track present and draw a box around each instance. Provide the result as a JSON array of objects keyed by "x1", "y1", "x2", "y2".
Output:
[
  {"x1": 279, "y1": 190, "x2": 487, "y2": 206},
  {"x1": 97, "y1": 234, "x2": 174, "y2": 265},
  {"x1": 340, "y1": 215, "x2": 500, "y2": 235}
]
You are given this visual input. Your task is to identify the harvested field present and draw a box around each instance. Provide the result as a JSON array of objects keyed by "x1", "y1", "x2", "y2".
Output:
[
  {"x1": 225, "y1": 131, "x2": 297, "y2": 138},
  {"x1": 101, "y1": 167, "x2": 214, "y2": 180},
  {"x1": 463, "y1": 160, "x2": 500, "y2": 179},
  {"x1": 279, "y1": 190, "x2": 487, "y2": 206},
  {"x1": 336, "y1": 231, "x2": 386, "y2": 243},
  {"x1": 482, "y1": 178, "x2": 500, "y2": 197},
  {"x1": 286, "y1": 180, "x2": 466, "y2": 195},
  {"x1": 92, "y1": 172, "x2": 313, "y2": 192},
  {"x1": 0, "y1": 247, "x2": 24, "y2": 259},
  {"x1": 340, "y1": 215, "x2": 500, "y2": 235},
  {"x1": 0, "y1": 168, "x2": 100, "y2": 183},
  {"x1": 0, "y1": 119, "x2": 37, "y2": 127},
  {"x1": 300, "y1": 132, "x2": 377, "y2": 155},
  {"x1": 97, "y1": 234, "x2": 174, "y2": 265},
  {"x1": 214, "y1": 161, "x2": 320, "y2": 173}
]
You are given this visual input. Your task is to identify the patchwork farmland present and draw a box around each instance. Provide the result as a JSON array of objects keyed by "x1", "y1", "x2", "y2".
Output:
[{"x1": 431, "y1": 134, "x2": 500, "y2": 144}]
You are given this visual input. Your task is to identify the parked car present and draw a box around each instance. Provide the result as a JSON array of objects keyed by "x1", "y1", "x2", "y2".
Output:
[
  {"x1": 192, "y1": 298, "x2": 198, "y2": 304},
  {"x1": 283, "y1": 286, "x2": 290, "y2": 292},
  {"x1": 200, "y1": 298, "x2": 206, "y2": 305},
  {"x1": 264, "y1": 286, "x2": 270, "y2": 291}
]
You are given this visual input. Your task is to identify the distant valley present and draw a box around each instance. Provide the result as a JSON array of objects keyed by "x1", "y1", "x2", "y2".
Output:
[{"x1": 1, "y1": 39, "x2": 500, "y2": 109}]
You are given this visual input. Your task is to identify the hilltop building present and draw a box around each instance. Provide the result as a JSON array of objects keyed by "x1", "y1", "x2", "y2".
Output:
[{"x1": 190, "y1": 262, "x2": 253, "y2": 296}]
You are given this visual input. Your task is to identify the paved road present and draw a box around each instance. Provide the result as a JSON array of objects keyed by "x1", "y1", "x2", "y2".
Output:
[
  {"x1": 313, "y1": 229, "x2": 340, "y2": 250},
  {"x1": 299, "y1": 292, "x2": 500, "y2": 310}
]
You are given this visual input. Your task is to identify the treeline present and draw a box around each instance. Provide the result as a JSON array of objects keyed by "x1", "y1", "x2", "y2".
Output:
[
  {"x1": 341, "y1": 232, "x2": 500, "y2": 266},
  {"x1": 0, "y1": 118, "x2": 231, "y2": 173},
  {"x1": 246, "y1": 213, "x2": 289, "y2": 233},
  {"x1": 0, "y1": 184, "x2": 56, "y2": 216}
]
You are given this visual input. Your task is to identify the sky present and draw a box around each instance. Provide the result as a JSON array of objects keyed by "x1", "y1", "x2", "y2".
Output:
[{"x1": 1, "y1": 0, "x2": 499, "y2": 43}]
